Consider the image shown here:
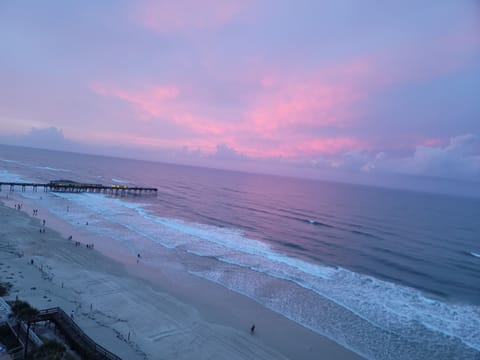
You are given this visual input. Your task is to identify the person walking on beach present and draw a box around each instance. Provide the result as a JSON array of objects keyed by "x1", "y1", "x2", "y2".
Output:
[{"x1": 250, "y1": 324, "x2": 255, "y2": 334}]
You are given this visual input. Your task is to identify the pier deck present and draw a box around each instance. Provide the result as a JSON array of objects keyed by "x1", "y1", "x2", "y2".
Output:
[{"x1": 0, "y1": 181, "x2": 157, "y2": 195}]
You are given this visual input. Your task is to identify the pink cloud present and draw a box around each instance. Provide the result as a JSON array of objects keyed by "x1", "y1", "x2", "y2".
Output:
[
  {"x1": 243, "y1": 137, "x2": 361, "y2": 158},
  {"x1": 247, "y1": 81, "x2": 363, "y2": 133},
  {"x1": 422, "y1": 138, "x2": 445, "y2": 147},
  {"x1": 91, "y1": 83, "x2": 179, "y2": 121},
  {"x1": 90, "y1": 21, "x2": 409, "y2": 161},
  {"x1": 89, "y1": 51, "x2": 392, "y2": 161},
  {"x1": 243, "y1": 59, "x2": 374, "y2": 137},
  {"x1": 133, "y1": 0, "x2": 250, "y2": 33},
  {"x1": 71, "y1": 129, "x2": 168, "y2": 148},
  {"x1": 73, "y1": 127, "x2": 221, "y2": 153},
  {"x1": 91, "y1": 82, "x2": 235, "y2": 138},
  {"x1": 90, "y1": 59, "x2": 373, "y2": 160}
]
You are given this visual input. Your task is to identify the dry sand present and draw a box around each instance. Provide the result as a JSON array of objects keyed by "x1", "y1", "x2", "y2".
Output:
[{"x1": 0, "y1": 197, "x2": 363, "y2": 360}]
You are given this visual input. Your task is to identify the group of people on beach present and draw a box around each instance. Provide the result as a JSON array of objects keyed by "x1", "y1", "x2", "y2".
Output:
[
  {"x1": 69, "y1": 235, "x2": 94, "y2": 249},
  {"x1": 14, "y1": 203, "x2": 23, "y2": 210}
]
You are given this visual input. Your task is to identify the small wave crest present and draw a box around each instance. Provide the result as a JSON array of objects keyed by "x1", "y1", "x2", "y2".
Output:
[
  {"x1": 306, "y1": 219, "x2": 334, "y2": 228},
  {"x1": 34, "y1": 166, "x2": 71, "y2": 172}
]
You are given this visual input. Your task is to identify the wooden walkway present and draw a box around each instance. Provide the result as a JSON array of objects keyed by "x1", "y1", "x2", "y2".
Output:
[
  {"x1": 0, "y1": 181, "x2": 157, "y2": 195},
  {"x1": 34, "y1": 307, "x2": 122, "y2": 360}
]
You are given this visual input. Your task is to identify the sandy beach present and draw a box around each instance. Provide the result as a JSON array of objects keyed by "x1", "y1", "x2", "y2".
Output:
[{"x1": 0, "y1": 196, "x2": 363, "y2": 360}]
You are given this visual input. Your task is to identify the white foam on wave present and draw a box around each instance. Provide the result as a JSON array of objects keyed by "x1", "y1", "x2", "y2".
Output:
[
  {"x1": 0, "y1": 170, "x2": 32, "y2": 183},
  {"x1": 188, "y1": 232, "x2": 480, "y2": 352},
  {"x1": 30, "y1": 192, "x2": 480, "y2": 355},
  {"x1": 1, "y1": 158, "x2": 70, "y2": 173},
  {"x1": 471, "y1": 252, "x2": 480, "y2": 258},
  {"x1": 34, "y1": 166, "x2": 71, "y2": 172},
  {"x1": 114, "y1": 199, "x2": 480, "y2": 350},
  {"x1": 111, "y1": 178, "x2": 128, "y2": 184},
  {"x1": 127, "y1": 204, "x2": 480, "y2": 352}
]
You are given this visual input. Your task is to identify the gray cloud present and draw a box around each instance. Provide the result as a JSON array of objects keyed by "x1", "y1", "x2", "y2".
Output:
[
  {"x1": 394, "y1": 134, "x2": 480, "y2": 180},
  {"x1": 308, "y1": 134, "x2": 480, "y2": 183},
  {"x1": 213, "y1": 144, "x2": 246, "y2": 160},
  {"x1": 0, "y1": 127, "x2": 79, "y2": 152}
]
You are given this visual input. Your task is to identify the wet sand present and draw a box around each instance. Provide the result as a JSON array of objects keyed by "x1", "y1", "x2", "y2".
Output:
[{"x1": 0, "y1": 197, "x2": 363, "y2": 359}]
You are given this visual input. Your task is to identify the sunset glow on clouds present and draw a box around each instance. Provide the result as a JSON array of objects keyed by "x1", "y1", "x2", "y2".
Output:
[{"x1": 0, "y1": 0, "x2": 479, "y2": 185}]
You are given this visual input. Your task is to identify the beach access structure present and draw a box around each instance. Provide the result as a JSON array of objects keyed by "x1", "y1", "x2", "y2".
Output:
[
  {"x1": 34, "y1": 307, "x2": 121, "y2": 360},
  {"x1": 0, "y1": 180, "x2": 157, "y2": 196},
  {"x1": 3, "y1": 300, "x2": 121, "y2": 359}
]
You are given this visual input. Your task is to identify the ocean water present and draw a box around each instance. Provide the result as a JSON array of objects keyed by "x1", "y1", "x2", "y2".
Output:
[{"x1": 1, "y1": 144, "x2": 479, "y2": 359}]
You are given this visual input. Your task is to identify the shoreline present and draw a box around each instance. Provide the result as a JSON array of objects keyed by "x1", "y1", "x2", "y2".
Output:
[{"x1": 0, "y1": 194, "x2": 363, "y2": 359}]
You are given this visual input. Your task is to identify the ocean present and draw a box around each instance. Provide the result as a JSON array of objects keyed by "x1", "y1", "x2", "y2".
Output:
[{"x1": 1, "y1": 144, "x2": 479, "y2": 359}]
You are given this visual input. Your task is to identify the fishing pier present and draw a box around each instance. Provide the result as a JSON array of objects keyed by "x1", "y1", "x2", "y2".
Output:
[{"x1": 0, "y1": 180, "x2": 157, "y2": 196}]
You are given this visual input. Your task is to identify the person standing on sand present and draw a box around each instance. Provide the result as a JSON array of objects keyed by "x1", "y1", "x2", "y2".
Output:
[{"x1": 250, "y1": 324, "x2": 255, "y2": 334}]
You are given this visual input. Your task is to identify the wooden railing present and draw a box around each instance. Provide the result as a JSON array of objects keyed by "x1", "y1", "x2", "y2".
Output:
[{"x1": 35, "y1": 307, "x2": 121, "y2": 360}]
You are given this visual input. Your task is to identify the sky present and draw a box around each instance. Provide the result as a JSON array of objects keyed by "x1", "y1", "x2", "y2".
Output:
[{"x1": 0, "y1": 0, "x2": 479, "y2": 190}]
